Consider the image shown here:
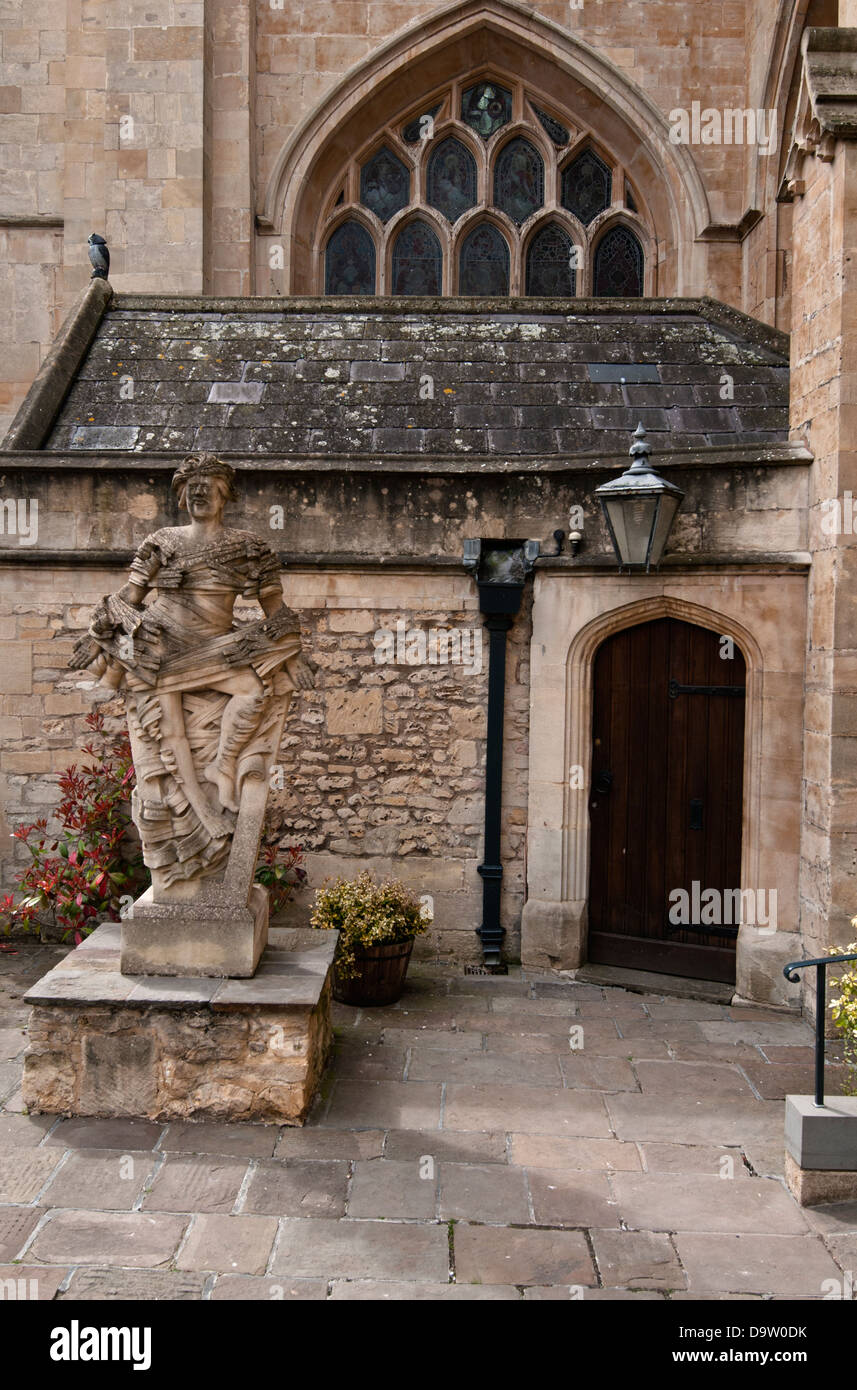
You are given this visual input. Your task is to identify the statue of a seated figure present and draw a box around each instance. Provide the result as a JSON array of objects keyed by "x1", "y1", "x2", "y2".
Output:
[{"x1": 71, "y1": 453, "x2": 313, "y2": 975}]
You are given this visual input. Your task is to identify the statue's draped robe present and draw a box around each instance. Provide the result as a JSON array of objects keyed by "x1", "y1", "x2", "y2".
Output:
[{"x1": 74, "y1": 527, "x2": 300, "y2": 886}]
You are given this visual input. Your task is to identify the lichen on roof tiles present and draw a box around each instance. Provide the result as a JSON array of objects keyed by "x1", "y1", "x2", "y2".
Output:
[{"x1": 46, "y1": 304, "x2": 790, "y2": 457}]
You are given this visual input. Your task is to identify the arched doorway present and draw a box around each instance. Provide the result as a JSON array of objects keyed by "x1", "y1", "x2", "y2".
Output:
[{"x1": 587, "y1": 617, "x2": 746, "y2": 983}]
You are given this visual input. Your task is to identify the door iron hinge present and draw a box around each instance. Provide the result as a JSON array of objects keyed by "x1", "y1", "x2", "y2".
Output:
[{"x1": 668, "y1": 679, "x2": 745, "y2": 699}]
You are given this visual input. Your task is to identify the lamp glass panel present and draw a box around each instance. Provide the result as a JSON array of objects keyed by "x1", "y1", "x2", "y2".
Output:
[
  {"x1": 603, "y1": 495, "x2": 657, "y2": 567},
  {"x1": 648, "y1": 494, "x2": 681, "y2": 567}
]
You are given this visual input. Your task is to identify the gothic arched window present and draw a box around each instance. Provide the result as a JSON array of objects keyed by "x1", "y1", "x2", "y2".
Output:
[
  {"x1": 360, "y1": 146, "x2": 410, "y2": 223},
  {"x1": 459, "y1": 224, "x2": 509, "y2": 295},
  {"x1": 427, "y1": 138, "x2": 478, "y2": 224},
  {"x1": 562, "y1": 148, "x2": 613, "y2": 226},
  {"x1": 593, "y1": 225, "x2": 644, "y2": 297},
  {"x1": 493, "y1": 138, "x2": 544, "y2": 225},
  {"x1": 325, "y1": 221, "x2": 376, "y2": 296},
  {"x1": 392, "y1": 220, "x2": 443, "y2": 295},
  {"x1": 526, "y1": 222, "x2": 577, "y2": 296},
  {"x1": 316, "y1": 77, "x2": 650, "y2": 297}
]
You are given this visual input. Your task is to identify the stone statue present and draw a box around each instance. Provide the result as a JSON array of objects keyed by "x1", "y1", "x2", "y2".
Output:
[{"x1": 71, "y1": 454, "x2": 313, "y2": 976}]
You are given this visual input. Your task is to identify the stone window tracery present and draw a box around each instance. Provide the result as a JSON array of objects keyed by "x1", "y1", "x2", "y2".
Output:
[
  {"x1": 593, "y1": 224, "x2": 645, "y2": 297},
  {"x1": 561, "y1": 148, "x2": 612, "y2": 227},
  {"x1": 493, "y1": 137, "x2": 544, "y2": 225},
  {"x1": 459, "y1": 222, "x2": 510, "y2": 295},
  {"x1": 320, "y1": 76, "x2": 649, "y2": 297},
  {"x1": 324, "y1": 221, "x2": 375, "y2": 296},
  {"x1": 427, "y1": 138, "x2": 478, "y2": 224},
  {"x1": 526, "y1": 221, "x2": 576, "y2": 297},
  {"x1": 359, "y1": 146, "x2": 410, "y2": 224},
  {"x1": 391, "y1": 220, "x2": 443, "y2": 296}
]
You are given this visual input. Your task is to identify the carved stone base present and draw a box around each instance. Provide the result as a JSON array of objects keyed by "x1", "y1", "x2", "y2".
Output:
[
  {"x1": 120, "y1": 883, "x2": 269, "y2": 978},
  {"x1": 22, "y1": 922, "x2": 336, "y2": 1124},
  {"x1": 520, "y1": 899, "x2": 586, "y2": 970}
]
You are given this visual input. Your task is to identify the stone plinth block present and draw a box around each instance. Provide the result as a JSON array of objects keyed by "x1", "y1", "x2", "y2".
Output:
[
  {"x1": 121, "y1": 883, "x2": 268, "y2": 978},
  {"x1": 784, "y1": 1094, "x2": 857, "y2": 1205},
  {"x1": 785, "y1": 1093, "x2": 857, "y2": 1169},
  {"x1": 22, "y1": 923, "x2": 336, "y2": 1125}
]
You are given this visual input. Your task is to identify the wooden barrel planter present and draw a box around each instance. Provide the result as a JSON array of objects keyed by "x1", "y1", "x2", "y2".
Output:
[{"x1": 332, "y1": 937, "x2": 416, "y2": 1007}]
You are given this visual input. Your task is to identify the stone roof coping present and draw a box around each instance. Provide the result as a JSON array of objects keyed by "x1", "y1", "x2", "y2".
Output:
[
  {"x1": 108, "y1": 292, "x2": 788, "y2": 359},
  {"x1": 0, "y1": 442, "x2": 813, "y2": 471},
  {"x1": 2, "y1": 278, "x2": 112, "y2": 451}
]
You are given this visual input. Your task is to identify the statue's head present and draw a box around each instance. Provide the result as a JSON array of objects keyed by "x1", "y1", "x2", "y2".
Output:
[{"x1": 171, "y1": 454, "x2": 237, "y2": 517}]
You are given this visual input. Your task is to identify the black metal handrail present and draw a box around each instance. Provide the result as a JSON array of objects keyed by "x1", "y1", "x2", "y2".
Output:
[{"x1": 783, "y1": 952, "x2": 857, "y2": 1106}]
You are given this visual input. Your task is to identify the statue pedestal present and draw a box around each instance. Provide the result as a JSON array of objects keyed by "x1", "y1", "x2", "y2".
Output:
[
  {"x1": 22, "y1": 922, "x2": 336, "y2": 1124},
  {"x1": 120, "y1": 883, "x2": 269, "y2": 978}
]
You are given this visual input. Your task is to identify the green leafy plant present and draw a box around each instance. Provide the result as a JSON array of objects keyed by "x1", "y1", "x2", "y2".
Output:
[
  {"x1": 829, "y1": 937, "x2": 857, "y2": 1096},
  {"x1": 1, "y1": 710, "x2": 305, "y2": 944},
  {"x1": 254, "y1": 835, "x2": 306, "y2": 915},
  {"x1": 310, "y1": 869, "x2": 431, "y2": 979},
  {"x1": 1, "y1": 710, "x2": 149, "y2": 944}
]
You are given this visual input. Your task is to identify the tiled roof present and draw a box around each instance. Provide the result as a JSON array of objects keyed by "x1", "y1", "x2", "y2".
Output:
[{"x1": 46, "y1": 299, "x2": 789, "y2": 458}]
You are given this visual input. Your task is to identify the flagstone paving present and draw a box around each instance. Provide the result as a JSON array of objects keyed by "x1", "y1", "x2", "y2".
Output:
[{"x1": 0, "y1": 944, "x2": 855, "y2": 1301}]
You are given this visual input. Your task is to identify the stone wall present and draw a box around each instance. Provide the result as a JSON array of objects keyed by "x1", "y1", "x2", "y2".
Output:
[
  {"x1": 0, "y1": 222, "x2": 65, "y2": 429},
  {"x1": 0, "y1": 556, "x2": 532, "y2": 961},
  {"x1": 0, "y1": 0, "x2": 67, "y2": 430},
  {"x1": 273, "y1": 572, "x2": 532, "y2": 960},
  {"x1": 0, "y1": 0, "x2": 65, "y2": 220}
]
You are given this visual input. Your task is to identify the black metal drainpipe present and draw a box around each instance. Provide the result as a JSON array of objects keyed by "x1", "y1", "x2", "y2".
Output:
[
  {"x1": 464, "y1": 537, "x2": 539, "y2": 966},
  {"x1": 476, "y1": 613, "x2": 513, "y2": 966}
]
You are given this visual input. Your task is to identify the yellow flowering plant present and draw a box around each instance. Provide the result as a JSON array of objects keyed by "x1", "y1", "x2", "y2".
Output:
[
  {"x1": 829, "y1": 936, "x2": 857, "y2": 1096},
  {"x1": 310, "y1": 869, "x2": 431, "y2": 980}
]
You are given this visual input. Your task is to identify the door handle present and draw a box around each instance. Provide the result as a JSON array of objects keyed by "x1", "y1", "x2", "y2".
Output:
[
  {"x1": 689, "y1": 798, "x2": 703, "y2": 830},
  {"x1": 593, "y1": 769, "x2": 613, "y2": 796}
]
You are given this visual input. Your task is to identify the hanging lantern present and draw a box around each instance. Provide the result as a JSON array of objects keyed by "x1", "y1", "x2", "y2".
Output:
[{"x1": 595, "y1": 423, "x2": 684, "y2": 571}]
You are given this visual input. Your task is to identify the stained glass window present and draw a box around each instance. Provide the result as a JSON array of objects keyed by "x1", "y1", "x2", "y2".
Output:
[
  {"x1": 526, "y1": 223, "x2": 577, "y2": 296},
  {"x1": 458, "y1": 224, "x2": 509, "y2": 296},
  {"x1": 461, "y1": 82, "x2": 512, "y2": 139},
  {"x1": 320, "y1": 78, "x2": 653, "y2": 303},
  {"x1": 530, "y1": 103, "x2": 569, "y2": 147},
  {"x1": 427, "y1": 138, "x2": 477, "y2": 223},
  {"x1": 360, "y1": 146, "x2": 410, "y2": 223},
  {"x1": 325, "y1": 221, "x2": 376, "y2": 296},
  {"x1": 593, "y1": 226, "x2": 644, "y2": 297},
  {"x1": 561, "y1": 148, "x2": 613, "y2": 226},
  {"x1": 391, "y1": 220, "x2": 442, "y2": 295},
  {"x1": 402, "y1": 104, "x2": 441, "y2": 144},
  {"x1": 493, "y1": 138, "x2": 544, "y2": 225}
]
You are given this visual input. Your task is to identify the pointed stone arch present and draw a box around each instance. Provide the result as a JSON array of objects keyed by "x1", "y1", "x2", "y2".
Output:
[
  {"x1": 521, "y1": 573, "x2": 806, "y2": 1004},
  {"x1": 259, "y1": 0, "x2": 712, "y2": 294},
  {"x1": 560, "y1": 596, "x2": 764, "y2": 912}
]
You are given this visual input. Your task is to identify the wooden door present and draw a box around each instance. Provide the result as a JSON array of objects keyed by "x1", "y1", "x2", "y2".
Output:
[{"x1": 587, "y1": 618, "x2": 745, "y2": 983}]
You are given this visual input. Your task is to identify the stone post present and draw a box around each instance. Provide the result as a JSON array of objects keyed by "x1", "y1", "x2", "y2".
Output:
[{"x1": 783, "y1": 28, "x2": 857, "y2": 1015}]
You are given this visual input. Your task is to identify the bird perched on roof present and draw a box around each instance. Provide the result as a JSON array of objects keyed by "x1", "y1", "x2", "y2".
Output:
[{"x1": 87, "y1": 233, "x2": 109, "y2": 280}]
